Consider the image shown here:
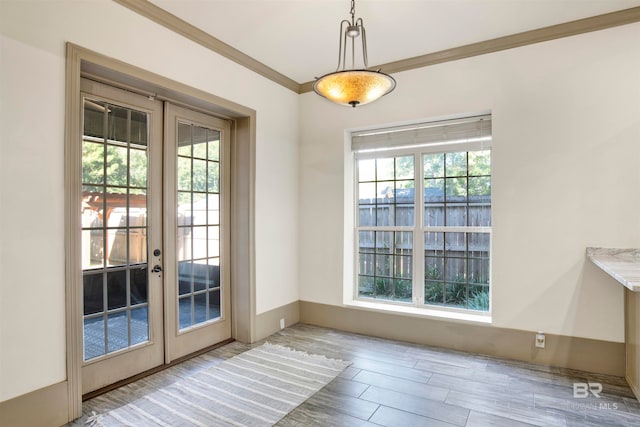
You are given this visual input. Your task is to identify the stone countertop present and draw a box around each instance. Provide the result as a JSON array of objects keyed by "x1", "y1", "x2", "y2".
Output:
[{"x1": 587, "y1": 248, "x2": 640, "y2": 292}]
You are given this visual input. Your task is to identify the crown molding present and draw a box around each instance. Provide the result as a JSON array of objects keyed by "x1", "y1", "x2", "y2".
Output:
[
  {"x1": 113, "y1": 1, "x2": 640, "y2": 95},
  {"x1": 113, "y1": 0, "x2": 300, "y2": 93},
  {"x1": 301, "y1": 6, "x2": 640, "y2": 93}
]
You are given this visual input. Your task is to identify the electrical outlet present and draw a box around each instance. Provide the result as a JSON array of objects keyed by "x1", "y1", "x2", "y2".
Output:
[
  {"x1": 280, "y1": 318, "x2": 285, "y2": 330},
  {"x1": 535, "y1": 332, "x2": 545, "y2": 348}
]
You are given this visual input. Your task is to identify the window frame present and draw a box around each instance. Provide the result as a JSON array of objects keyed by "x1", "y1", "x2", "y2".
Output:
[{"x1": 353, "y1": 135, "x2": 492, "y2": 316}]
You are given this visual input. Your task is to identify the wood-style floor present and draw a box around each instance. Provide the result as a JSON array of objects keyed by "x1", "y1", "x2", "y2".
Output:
[{"x1": 76, "y1": 324, "x2": 640, "y2": 427}]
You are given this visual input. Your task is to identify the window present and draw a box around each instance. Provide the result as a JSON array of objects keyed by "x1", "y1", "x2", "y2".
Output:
[{"x1": 353, "y1": 115, "x2": 491, "y2": 313}]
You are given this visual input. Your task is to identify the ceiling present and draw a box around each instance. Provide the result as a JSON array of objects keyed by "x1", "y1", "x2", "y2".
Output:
[{"x1": 149, "y1": 0, "x2": 640, "y2": 84}]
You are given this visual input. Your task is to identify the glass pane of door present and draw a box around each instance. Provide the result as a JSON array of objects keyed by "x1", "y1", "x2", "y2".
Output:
[
  {"x1": 176, "y1": 122, "x2": 222, "y2": 330},
  {"x1": 81, "y1": 98, "x2": 151, "y2": 360}
]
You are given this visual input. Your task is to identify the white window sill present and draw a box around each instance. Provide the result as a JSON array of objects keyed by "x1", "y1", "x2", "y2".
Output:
[{"x1": 343, "y1": 298, "x2": 493, "y2": 325}]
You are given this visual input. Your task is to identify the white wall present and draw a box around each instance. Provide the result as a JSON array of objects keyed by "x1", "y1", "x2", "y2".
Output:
[
  {"x1": 0, "y1": 0, "x2": 299, "y2": 402},
  {"x1": 299, "y1": 23, "x2": 640, "y2": 343}
]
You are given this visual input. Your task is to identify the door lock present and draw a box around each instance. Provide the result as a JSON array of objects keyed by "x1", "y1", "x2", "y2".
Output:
[{"x1": 151, "y1": 265, "x2": 163, "y2": 273}]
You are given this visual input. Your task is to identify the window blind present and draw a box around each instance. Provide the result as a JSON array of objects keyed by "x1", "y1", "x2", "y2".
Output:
[{"x1": 351, "y1": 114, "x2": 491, "y2": 153}]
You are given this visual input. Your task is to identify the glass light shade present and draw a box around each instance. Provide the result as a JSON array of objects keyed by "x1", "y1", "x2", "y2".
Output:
[{"x1": 313, "y1": 70, "x2": 396, "y2": 107}]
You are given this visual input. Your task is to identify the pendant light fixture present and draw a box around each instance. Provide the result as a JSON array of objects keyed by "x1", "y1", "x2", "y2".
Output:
[{"x1": 313, "y1": 0, "x2": 396, "y2": 108}]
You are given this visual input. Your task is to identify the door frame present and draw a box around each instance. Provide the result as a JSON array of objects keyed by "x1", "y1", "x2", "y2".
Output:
[{"x1": 65, "y1": 43, "x2": 256, "y2": 420}]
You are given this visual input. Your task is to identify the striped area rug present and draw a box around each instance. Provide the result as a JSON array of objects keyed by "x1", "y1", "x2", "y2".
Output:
[{"x1": 84, "y1": 343, "x2": 351, "y2": 427}]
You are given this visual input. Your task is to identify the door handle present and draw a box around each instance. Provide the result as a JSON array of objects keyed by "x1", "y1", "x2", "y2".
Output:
[{"x1": 151, "y1": 265, "x2": 163, "y2": 273}]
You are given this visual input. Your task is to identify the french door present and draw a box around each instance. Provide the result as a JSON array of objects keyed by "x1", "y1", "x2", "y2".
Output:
[
  {"x1": 80, "y1": 79, "x2": 231, "y2": 394},
  {"x1": 164, "y1": 103, "x2": 231, "y2": 362}
]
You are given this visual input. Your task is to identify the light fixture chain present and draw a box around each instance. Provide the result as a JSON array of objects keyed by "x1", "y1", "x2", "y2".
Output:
[{"x1": 350, "y1": 0, "x2": 356, "y2": 24}]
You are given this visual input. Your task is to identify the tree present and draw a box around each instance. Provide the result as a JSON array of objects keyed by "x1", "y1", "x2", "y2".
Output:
[{"x1": 82, "y1": 141, "x2": 147, "y2": 190}]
